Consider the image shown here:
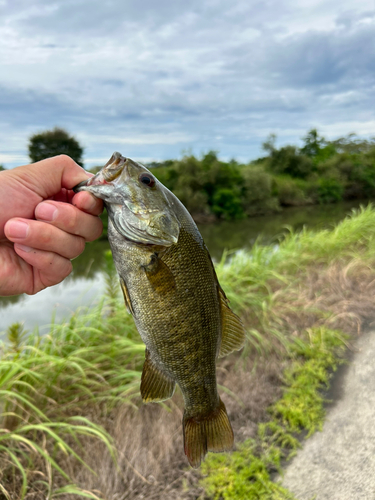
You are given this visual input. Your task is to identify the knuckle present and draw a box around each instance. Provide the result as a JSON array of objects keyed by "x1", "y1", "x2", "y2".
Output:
[
  {"x1": 38, "y1": 226, "x2": 53, "y2": 246},
  {"x1": 56, "y1": 154, "x2": 74, "y2": 165},
  {"x1": 64, "y1": 205, "x2": 79, "y2": 232},
  {"x1": 43, "y1": 257, "x2": 73, "y2": 288}
]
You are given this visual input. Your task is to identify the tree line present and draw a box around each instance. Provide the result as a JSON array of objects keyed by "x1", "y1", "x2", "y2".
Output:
[
  {"x1": 152, "y1": 129, "x2": 375, "y2": 220},
  {"x1": 3, "y1": 127, "x2": 374, "y2": 222}
]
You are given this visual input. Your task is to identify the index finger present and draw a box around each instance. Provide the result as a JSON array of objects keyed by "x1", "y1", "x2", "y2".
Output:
[{"x1": 11, "y1": 155, "x2": 93, "y2": 199}]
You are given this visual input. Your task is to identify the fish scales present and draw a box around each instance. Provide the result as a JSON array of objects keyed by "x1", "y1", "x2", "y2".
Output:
[
  {"x1": 74, "y1": 152, "x2": 246, "y2": 467},
  {"x1": 110, "y1": 221, "x2": 221, "y2": 416}
]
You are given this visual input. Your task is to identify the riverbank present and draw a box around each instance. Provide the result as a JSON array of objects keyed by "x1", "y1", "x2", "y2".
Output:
[
  {"x1": 1, "y1": 205, "x2": 375, "y2": 499},
  {"x1": 0, "y1": 200, "x2": 364, "y2": 331}
]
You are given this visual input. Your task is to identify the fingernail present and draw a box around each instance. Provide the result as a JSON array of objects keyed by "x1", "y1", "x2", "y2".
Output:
[
  {"x1": 7, "y1": 221, "x2": 29, "y2": 238},
  {"x1": 15, "y1": 244, "x2": 32, "y2": 253},
  {"x1": 36, "y1": 203, "x2": 58, "y2": 221}
]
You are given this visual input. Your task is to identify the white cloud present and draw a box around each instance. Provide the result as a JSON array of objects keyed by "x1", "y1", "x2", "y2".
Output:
[{"x1": 0, "y1": 0, "x2": 374, "y2": 168}]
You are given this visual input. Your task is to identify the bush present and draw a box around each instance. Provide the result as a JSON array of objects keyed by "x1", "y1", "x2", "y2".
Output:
[
  {"x1": 266, "y1": 145, "x2": 313, "y2": 179},
  {"x1": 241, "y1": 165, "x2": 280, "y2": 215},
  {"x1": 317, "y1": 178, "x2": 344, "y2": 204},
  {"x1": 273, "y1": 176, "x2": 311, "y2": 206},
  {"x1": 173, "y1": 187, "x2": 210, "y2": 216},
  {"x1": 212, "y1": 188, "x2": 244, "y2": 220}
]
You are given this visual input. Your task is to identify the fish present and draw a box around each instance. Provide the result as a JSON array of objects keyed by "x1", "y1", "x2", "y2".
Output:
[{"x1": 74, "y1": 152, "x2": 246, "y2": 468}]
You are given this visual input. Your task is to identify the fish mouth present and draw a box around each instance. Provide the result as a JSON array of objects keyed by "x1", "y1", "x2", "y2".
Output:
[{"x1": 73, "y1": 152, "x2": 127, "y2": 193}]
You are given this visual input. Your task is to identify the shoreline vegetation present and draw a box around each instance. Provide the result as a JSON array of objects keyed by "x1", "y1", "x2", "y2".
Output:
[
  {"x1": 2, "y1": 205, "x2": 375, "y2": 499},
  {"x1": 93, "y1": 129, "x2": 375, "y2": 238},
  {"x1": 154, "y1": 130, "x2": 375, "y2": 220}
]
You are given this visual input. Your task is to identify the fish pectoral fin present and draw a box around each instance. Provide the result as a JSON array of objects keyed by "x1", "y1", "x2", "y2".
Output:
[
  {"x1": 219, "y1": 288, "x2": 246, "y2": 357},
  {"x1": 120, "y1": 277, "x2": 134, "y2": 315},
  {"x1": 142, "y1": 253, "x2": 176, "y2": 294},
  {"x1": 141, "y1": 349, "x2": 175, "y2": 403}
]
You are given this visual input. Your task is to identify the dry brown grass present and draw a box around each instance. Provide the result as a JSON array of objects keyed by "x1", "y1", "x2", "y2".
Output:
[{"x1": 47, "y1": 257, "x2": 375, "y2": 500}]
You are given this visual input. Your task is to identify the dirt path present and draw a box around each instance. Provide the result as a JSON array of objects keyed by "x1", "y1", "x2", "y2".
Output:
[{"x1": 281, "y1": 329, "x2": 375, "y2": 500}]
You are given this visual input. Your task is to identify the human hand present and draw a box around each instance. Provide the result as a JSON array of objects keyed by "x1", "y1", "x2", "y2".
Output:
[{"x1": 0, "y1": 155, "x2": 103, "y2": 296}]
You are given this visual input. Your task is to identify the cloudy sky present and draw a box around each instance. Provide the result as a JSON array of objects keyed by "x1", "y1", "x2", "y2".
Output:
[{"x1": 1, "y1": 0, "x2": 374, "y2": 169}]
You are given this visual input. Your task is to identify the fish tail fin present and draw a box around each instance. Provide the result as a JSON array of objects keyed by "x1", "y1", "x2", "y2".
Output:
[{"x1": 183, "y1": 398, "x2": 234, "y2": 468}]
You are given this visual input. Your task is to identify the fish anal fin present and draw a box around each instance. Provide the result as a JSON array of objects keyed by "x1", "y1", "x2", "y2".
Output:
[
  {"x1": 219, "y1": 288, "x2": 246, "y2": 357},
  {"x1": 141, "y1": 350, "x2": 175, "y2": 403},
  {"x1": 120, "y1": 277, "x2": 134, "y2": 315},
  {"x1": 183, "y1": 398, "x2": 234, "y2": 468}
]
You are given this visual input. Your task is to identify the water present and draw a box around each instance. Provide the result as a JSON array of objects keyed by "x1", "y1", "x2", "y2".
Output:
[{"x1": 0, "y1": 201, "x2": 366, "y2": 334}]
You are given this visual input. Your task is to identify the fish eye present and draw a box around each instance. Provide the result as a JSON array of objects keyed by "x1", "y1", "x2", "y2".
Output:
[{"x1": 139, "y1": 173, "x2": 156, "y2": 188}]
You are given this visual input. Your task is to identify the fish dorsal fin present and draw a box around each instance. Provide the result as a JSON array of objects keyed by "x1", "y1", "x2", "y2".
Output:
[
  {"x1": 120, "y1": 277, "x2": 134, "y2": 315},
  {"x1": 219, "y1": 287, "x2": 246, "y2": 357},
  {"x1": 141, "y1": 349, "x2": 176, "y2": 403}
]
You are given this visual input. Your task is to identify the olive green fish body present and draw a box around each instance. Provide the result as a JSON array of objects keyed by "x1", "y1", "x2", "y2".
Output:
[
  {"x1": 108, "y1": 201, "x2": 221, "y2": 418},
  {"x1": 75, "y1": 152, "x2": 246, "y2": 467}
]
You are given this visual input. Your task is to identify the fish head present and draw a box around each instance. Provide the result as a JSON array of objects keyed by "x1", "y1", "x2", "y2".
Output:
[{"x1": 75, "y1": 152, "x2": 180, "y2": 247}]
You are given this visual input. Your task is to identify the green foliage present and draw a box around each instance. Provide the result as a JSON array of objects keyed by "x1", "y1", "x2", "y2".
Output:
[
  {"x1": 273, "y1": 176, "x2": 310, "y2": 206},
  {"x1": 332, "y1": 134, "x2": 375, "y2": 155},
  {"x1": 3, "y1": 206, "x2": 375, "y2": 497},
  {"x1": 258, "y1": 130, "x2": 375, "y2": 207},
  {"x1": 241, "y1": 165, "x2": 280, "y2": 215},
  {"x1": 0, "y1": 165, "x2": 5, "y2": 171},
  {"x1": 0, "y1": 294, "x2": 144, "y2": 498},
  {"x1": 153, "y1": 152, "x2": 247, "y2": 219},
  {"x1": 212, "y1": 188, "x2": 244, "y2": 220},
  {"x1": 266, "y1": 145, "x2": 313, "y2": 179},
  {"x1": 300, "y1": 128, "x2": 327, "y2": 158},
  {"x1": 89, "y1": 130, "x2": 375, "y2": 228},
  {"x1": 215, "y1": 204, "x2": 375, "y2": 349},
  {"x1": 317, "y1": 178, "x2": 344, "y2": 203},
  {"x1": 28, "y1": 127, "x2": 84, "y2": 166},
  {"x1": 201, "y1": 327, "x2": 347, "y2": 499},
  {"x1": 201, "y1": 441, "x2": 294, "y2": 500}
]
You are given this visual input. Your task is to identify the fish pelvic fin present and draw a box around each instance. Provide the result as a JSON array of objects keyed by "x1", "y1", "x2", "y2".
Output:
[
  {"x1": 219, "y1": 288, "x2": 246, "y2": 357},
  {"x1": 141, "y1": 349, "x2": 175, "y2": 403},
  {"x1": 183, "y1": 398, "x2": 234, "y2": 468}
]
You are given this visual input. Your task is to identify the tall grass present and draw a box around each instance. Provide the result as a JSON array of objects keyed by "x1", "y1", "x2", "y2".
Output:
[
  {"x1": 216, "y1": 204, "x2": 375, "y2": 352},
  {"x1": 2, "y1": 205, "x2": 375, "y2": 499},
  {"x1": 0, "y1": 285, "x2": 144, "y2": 498}
]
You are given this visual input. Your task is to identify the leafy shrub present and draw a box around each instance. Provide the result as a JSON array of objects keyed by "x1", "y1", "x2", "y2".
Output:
[
  {"x1": 317, "y1": 178, "x2": 344, "y2": 203},
  {"x1": 241, "y1": 165, "x2": 280, "y2": 215},
  {"x1": 273, "y1": 176, "x2": 311, "y2": 206},
  {"x1": 212, "y1": 188, "x2": 244, "y2": 220},
  {"x1": 174, "y1": 187, "x2": 210, "y2": 216},
  {"x1": 266, "y1": 145, "x2": 313, "y2": 179}
]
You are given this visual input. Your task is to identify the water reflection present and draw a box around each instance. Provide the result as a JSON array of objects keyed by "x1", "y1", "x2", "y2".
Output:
[
  {"x1": 0, "y1": 200, "x2": 367, "y2": 332},
  {"x1": 199, "y1": 201, "x2": 365, "y2": 260}
]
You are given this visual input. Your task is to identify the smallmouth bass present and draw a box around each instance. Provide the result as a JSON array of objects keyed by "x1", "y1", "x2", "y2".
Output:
[{"x1": 74, "y1": 152, "x2": 245, "y2": 467}]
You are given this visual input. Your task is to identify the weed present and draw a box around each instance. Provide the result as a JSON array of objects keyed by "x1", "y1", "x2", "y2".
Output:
[{"x1": 201, "y1": 327, "x2": 347, "y2": 499}]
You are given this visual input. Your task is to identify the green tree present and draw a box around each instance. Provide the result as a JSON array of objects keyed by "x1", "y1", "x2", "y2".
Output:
[
  {"x1": 28, "y1": 127, "x2": 84, "y2": 166},
  {"x1": 300, "y1": 129, "x2": 325, "y2": 157},
  {"x1": 0, "y1": 165, "x2": 5, "y2": 171}
]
